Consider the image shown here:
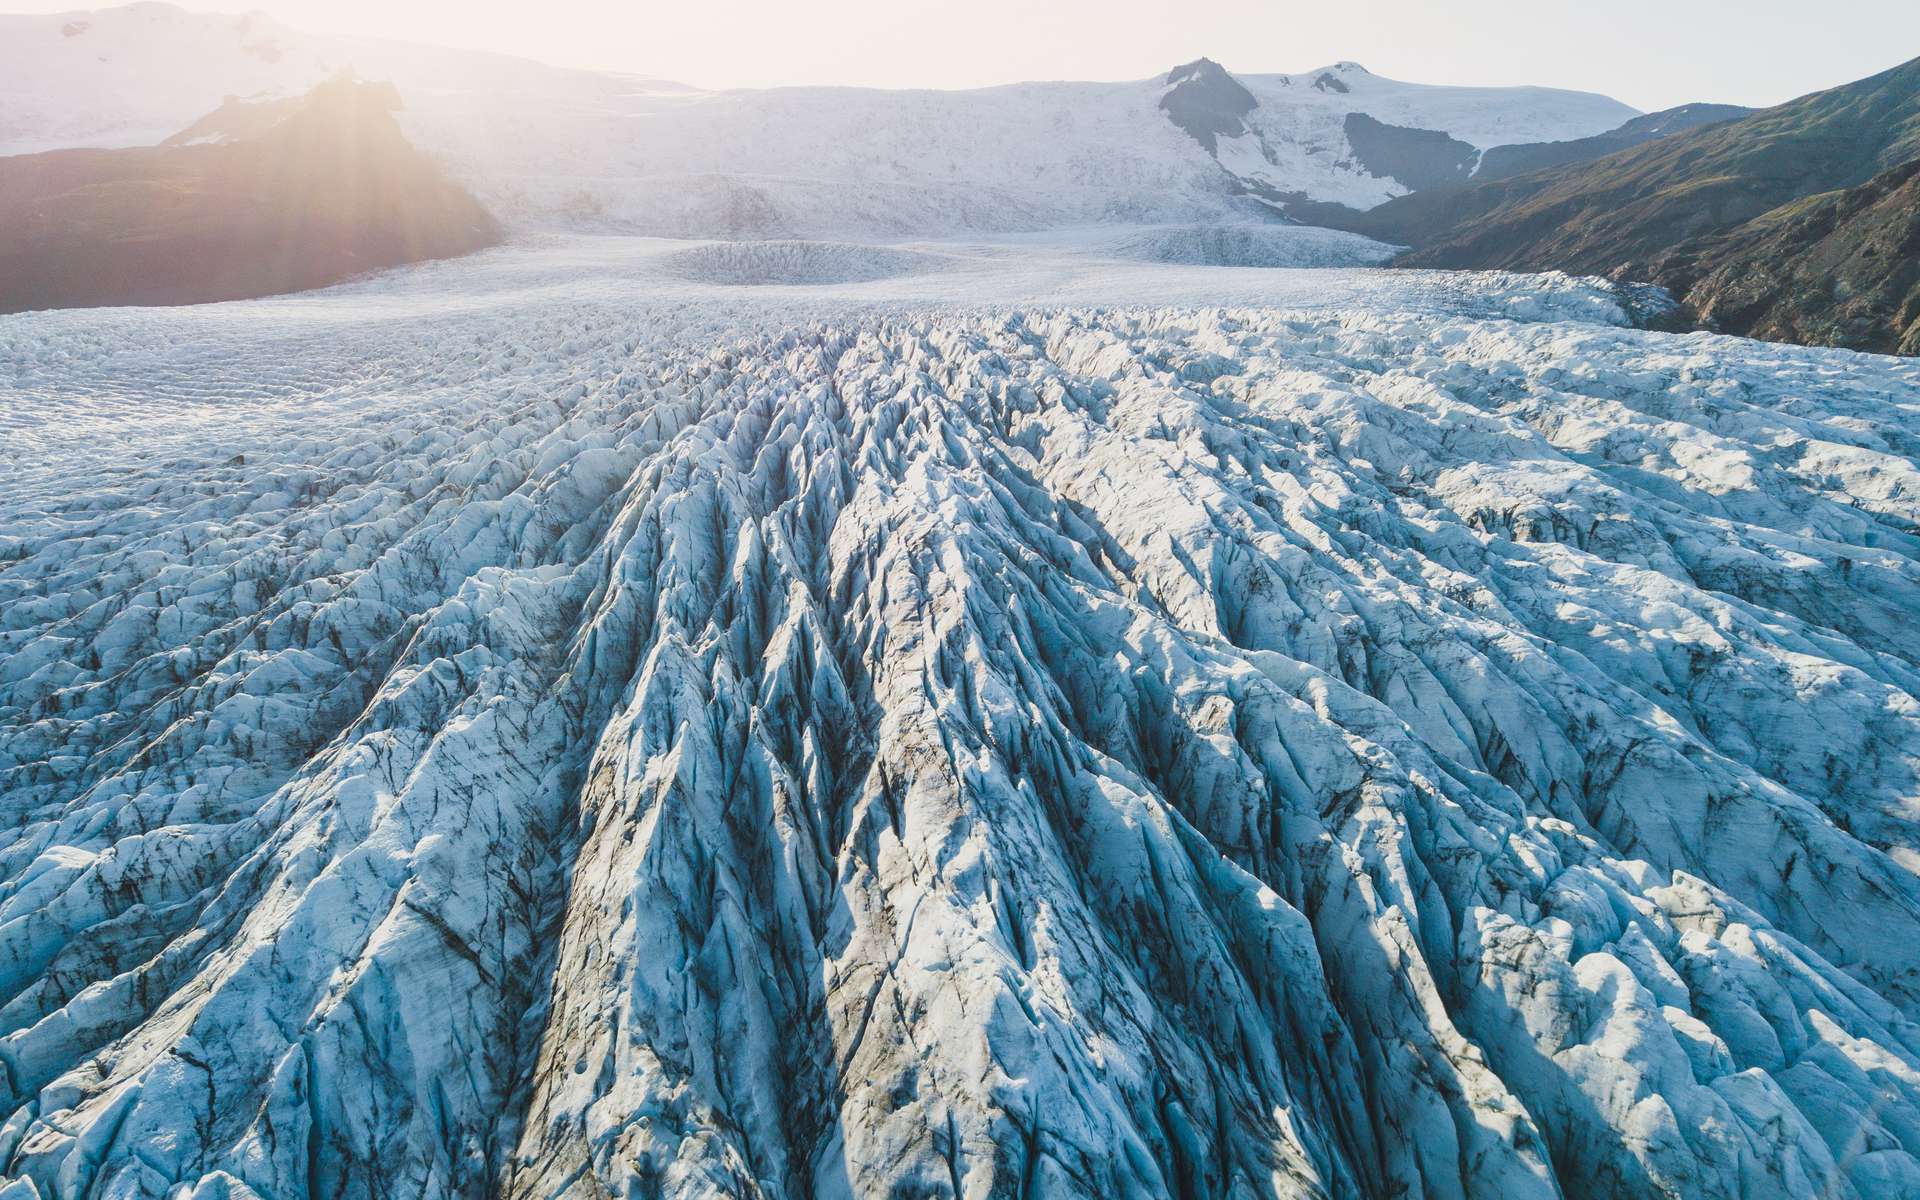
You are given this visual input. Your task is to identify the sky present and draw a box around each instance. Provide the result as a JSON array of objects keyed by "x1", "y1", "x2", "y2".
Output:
[{"x1": 12, "y1": 0, "x2": 1919, "y2": 110}]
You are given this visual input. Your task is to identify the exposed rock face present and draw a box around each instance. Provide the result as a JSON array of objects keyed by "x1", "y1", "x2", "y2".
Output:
[
  {"x1": 0, "y1": 78, "x2": 499, "y2": 314},
  {"x1": 1344, "y1": 56, "x2": 1920, "y2": 354},
  {"x1": 3, "y1": 259, "x2": 1919, "y2": 1197},
  {"x1": 1392, "y1": 55, "x2": 1920, "y2": 278},
  {"x1": 1159, "y1": 58, "x2": 1259, "y2": 154},
  {"x1": 1651, "y1": 157, "x2": 1920, "y2": 354},
  {"x1": 1341, "y1": 112, "x2": 1477, "y2": 190}
]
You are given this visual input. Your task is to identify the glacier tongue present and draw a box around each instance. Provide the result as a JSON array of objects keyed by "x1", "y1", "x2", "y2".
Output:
[{"x1": 3, "y1": 259, "x2": 1920, "y2": 1199}]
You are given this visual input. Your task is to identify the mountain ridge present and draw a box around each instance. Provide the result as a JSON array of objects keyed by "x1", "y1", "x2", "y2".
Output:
[
  {"x1": 0, "y1": 5, "x2": 1638, "y2": 236},
  {"x1": 1649, "y1": 157, "x2": 1920, "y2": 354},
  {"x1": 0, "y1": 76, "x2": 500, "y2": 314},
  {"x1": 1471, "y1": 102, "x2": 1754, "y2": 181},
  {"x1": 1391, "y1": 55, "x2": 1920, "y2": 274},
  {"x1": 1364, "y1": 54, "x2": 1920, "y2": 352}
]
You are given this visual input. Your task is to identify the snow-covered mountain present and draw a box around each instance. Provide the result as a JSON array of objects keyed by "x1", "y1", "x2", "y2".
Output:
[
  {"x1": 0, "y1": 4, "x2": 1638, "y2": 236},
  {"x1": 0, "y1": 3, "x2": 695, "y2": 156},
  {"x1": 3, "y1": 235, "x2": 1920, "y2": 1198},
  {"x1": 1159, "y1": 56, "x2": 1638, "y2": 209}
]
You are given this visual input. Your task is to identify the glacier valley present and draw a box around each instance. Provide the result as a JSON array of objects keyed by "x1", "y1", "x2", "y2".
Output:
[{"x1": 3, "y1": 232, "x2": 1920, "y2": 1199}]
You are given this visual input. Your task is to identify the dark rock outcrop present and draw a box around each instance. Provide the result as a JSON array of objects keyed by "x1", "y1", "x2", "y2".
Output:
[
  {"x1": 0, "y1": 77, "x2": 499, "y2": 314},
  {"x1": 1653, "y1": 157, "x2": 1920, "y2": 354},
  {"x1": 1387, "y1": 56, "x2": 1920, "y2": 277},
  {"x1": 1341, "y1": 55, "x2": 1920, "y2": 353},
  {"x1": 1159, "y1": 57, "x2": 1258, "y2": 153},
  {"x1": 1342, "y1": 112, "x2": 1477, "y2": 190}
]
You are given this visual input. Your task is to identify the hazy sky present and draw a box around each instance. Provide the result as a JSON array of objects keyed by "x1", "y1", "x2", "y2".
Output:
[{"x1": 18, "y1": 0, "x2": 1920, "y2": 110}]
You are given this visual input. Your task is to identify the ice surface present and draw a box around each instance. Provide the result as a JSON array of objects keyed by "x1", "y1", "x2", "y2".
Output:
[
  {"x1": 1107, "y1": 224, "x2": 1399, "y2": 268},
  {"x1": 2, "y1": 234, "x2": 1919, "y2": 1199},
  {"x1": 654, "y1": 242, "x2": 959, "y2": 287}
]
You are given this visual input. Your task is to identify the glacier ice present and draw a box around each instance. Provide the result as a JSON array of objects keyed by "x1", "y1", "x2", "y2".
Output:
[{"x1": 2, "y1": 239, "x2": 1919, "y2": 1198}]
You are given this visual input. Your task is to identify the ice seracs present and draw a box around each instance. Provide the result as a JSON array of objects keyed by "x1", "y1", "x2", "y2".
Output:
[{"x1": 2, "y1": 237, "x2": 1918, "y2": 1197}]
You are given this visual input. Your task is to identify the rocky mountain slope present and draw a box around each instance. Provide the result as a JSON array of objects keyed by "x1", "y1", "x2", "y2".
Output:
[
  {"x1": 0, "y1": 77, "x2": 499, "y2": 314},
  {"x1": 2, "y1": 238, "x2": 1919, "y2": 1198},
  {"x1": 1361, "y1": 56, "x2": 1920, "y2": 353},
  {"x1": 1646, "y1": 157, "x2": 1920, "y2": 354},
  {"x1": 0, "y1": 5, "x2": 1637, "y2": 237},
  {"x1": 1390, "y1": 55, "x2": 1920, "y2": 276},
  {"x1": 1470, "y1": 103, "x2": 1752, "y2": 182}
]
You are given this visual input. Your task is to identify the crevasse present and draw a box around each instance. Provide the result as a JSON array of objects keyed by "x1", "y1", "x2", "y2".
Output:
[{"x1": 3, "y1": 265, "x2": 1919, "y2": 1199}]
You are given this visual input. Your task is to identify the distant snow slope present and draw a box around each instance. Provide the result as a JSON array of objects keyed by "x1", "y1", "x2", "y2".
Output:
[
  {"x1": 0, "y1": 4, "x2": 1637, "y2": 235},
  {"x1": 1243, "y1": 62, "x2": 1635, "y2": 156},
  {"x1": 1198, "y1": 60, "x2": 1637, "y2": 209},
  {"x1": 0, "y1": 3, "x2": 328, "y2": 153},
  {"x1": 0, "y1": 2, "x2": 691, "y2": 156},
  {"x1": 3, "y1": 236, "x2": 1919, "y2": 1199}
]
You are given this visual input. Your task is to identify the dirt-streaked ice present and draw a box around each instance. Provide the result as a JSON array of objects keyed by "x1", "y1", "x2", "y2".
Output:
[{"x1": 3, "y1": 235, "x2": 1919, "y2": 1199}]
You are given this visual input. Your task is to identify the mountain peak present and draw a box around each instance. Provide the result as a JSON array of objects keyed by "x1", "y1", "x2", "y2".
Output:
[
  {"x1": 1164, "y1": 56, "x2": 1233, "y2": 87},
  {"x1": 1159, "y1": 57, "x2": 1257, "y2": 154}
]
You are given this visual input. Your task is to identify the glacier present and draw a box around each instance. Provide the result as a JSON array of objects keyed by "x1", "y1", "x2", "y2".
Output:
[{"x1": 3, "y1": 235, "x2": 1920, "y2": 1199}]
